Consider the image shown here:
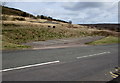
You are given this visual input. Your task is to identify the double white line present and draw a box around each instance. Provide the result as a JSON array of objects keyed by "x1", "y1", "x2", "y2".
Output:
[{"x1": 0, "y1": 60, "x2": 60, "y2": 72}]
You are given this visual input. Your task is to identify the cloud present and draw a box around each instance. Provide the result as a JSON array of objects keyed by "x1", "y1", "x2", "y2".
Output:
[
  {"x1": 60, "y1": 2, "x2": 118, "y2": 24},
  {"x1": 8, "y1": 2, "x2": 118, "y2": 24},
  {"x1": 29, "y1": 2, "x2": 119, "y2": 24},
  {"x1": 62, "y1": 2, "x2": 112, "y2": 11}
]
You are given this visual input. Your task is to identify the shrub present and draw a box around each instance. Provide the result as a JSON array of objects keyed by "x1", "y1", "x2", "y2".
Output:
[
  {"x1": 12, "y1": 17, "x2": 25, "y2": 21},
  {"x1": 53, "y1": 26, "x2": 56, "y2": 28}
]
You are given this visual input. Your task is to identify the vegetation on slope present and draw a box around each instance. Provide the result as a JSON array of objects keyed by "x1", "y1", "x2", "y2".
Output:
[
  {"x1": 1, "y1": 6, "x2": 68, "y2": 23},
  {"x1": 1, "y1": 6, "x2": 35, "y2": 18},
  {"x1": 2, "y1": 23, "x2": 119, "y2": 50},
  {"x1": 80, "y1": 24, "x2": 119, "y2": 32},
  {"x1": 86, "y1": 36, "x2": 120, "y2": 45},
  {"x1": 2, "y1": 25, "x2": 91, "y2": 44},
  {"x1": 2, "y1": 42, "x2": 30, "y2": 50},
  {"x1": 1, "y1": 6, "x2": 120, "y2": 50}
]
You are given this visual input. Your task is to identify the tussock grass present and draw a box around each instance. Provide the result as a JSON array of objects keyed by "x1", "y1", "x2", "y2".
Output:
[
  {"x1": 2, "y1": 25, "x2": 91, "y2": 44},
  {"x1": 2, "y1": 23, "x2": 119, "y2": 50},
  {"x1": 92, "y1": 30, "x2": 119, "y2": 37},
  {"x1": 2, "y1": 42, "x2": 30, "y2": 50},
  {"x1": 87, "y1": 36, "x2": 120, "y2": 45},
  {"x1": 2, "y1": 15, "x2": 26, "y2": 21}
]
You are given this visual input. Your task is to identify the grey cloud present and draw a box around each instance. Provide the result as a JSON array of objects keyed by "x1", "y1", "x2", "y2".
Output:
[
  {"x1": 64, "y1": 12, "x2": 79, "y2": 16},
  {"x1": 63, "y1": 2, "x2": 106, "y2": 11}
]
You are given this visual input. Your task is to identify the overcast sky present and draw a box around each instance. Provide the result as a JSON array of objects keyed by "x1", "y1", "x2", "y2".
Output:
[{"x1": 6, "y1": 1, "x2": 119, "y2": 24}]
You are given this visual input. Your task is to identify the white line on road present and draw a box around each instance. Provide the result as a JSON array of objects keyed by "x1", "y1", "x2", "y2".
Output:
[
  {"x1": 0, "y1": 60, "x2": 60, "y2": 72},
  {"x1": 77, "y1": 51, "x2": 111, "y2": 59}
]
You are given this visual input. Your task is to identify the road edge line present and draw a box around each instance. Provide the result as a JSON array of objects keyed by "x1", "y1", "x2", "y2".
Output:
[{"x1": 0, "y1": 60, "x2": 60, "y2": 72}]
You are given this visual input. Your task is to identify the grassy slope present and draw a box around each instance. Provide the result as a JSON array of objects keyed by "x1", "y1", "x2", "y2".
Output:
[
  {"x1": 2, "y1": 6, "x2": 34, "y2": 17},
  {"x1": 2, "y1": 26, "x2": 90, "y2": 43},
  {"x1": 2, "y1": 6, "x2": 120, "y2": 50},
  {"x1": 2, "y1": 42, "x2": 30, "y2": 50},
  {"x1": 2, "y1": 24, "x2": 119, "y2": 50},
  {"x1": 87, "y1": 36, "x2": 120, "y2": 45},
  {"x1": 2, "y1": 25, "x2": 92, "y2": 49}
]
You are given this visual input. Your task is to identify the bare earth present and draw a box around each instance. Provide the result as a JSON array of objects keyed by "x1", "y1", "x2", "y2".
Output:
[{"x1": 22, "y1": 36, "x2": 105, "y2": 49}]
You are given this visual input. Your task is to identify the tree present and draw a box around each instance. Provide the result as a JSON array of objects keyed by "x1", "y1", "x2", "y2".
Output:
[
  {"x1": 22, "y1": 12, "x2": 27, "y2": 17},
  {"x1": 40, "y1": 15, "x2": 45, "y2": 19},
  {"x1": 37, "y1": 15, "x2": 40, "y2": 18},
  {"x1": 69, "y1": 20, "x2": 72, "y2": 24},
  {"x1": 48, "y1": 16, "x2": 52, "y2": 19},
  {"x1": 68, "y1": 20, "x2": 72, "y2": 28},
  {"x1": 47, "y1": 16, "x2": 53, "y2": 21}
]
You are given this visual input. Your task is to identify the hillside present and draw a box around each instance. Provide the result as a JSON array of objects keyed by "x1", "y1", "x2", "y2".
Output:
[
  {"x1": 1, "y1": 6, "x2": 35, "y2": 18},
  {"x1": 80, "y1": 24, "x2": 120, "y2": 32},
  {"x1": 1, "y1": 6, "x2": 68, "y2": 23},
  {"x1": 1, "y1": 6, "x2": 120, "y2": 50}
]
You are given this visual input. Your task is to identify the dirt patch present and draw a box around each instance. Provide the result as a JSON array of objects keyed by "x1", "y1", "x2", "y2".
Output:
[{"x1": 22, "y1": 36, "x2": 105, "y2": 48}]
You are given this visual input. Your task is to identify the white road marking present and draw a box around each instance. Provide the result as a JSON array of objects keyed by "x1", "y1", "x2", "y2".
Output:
[
  {"x1": 0, "y1": 60, "x2": 60, "y2": 72},
  {"x1": 77, "y1": 51, "x2": 111, "y2": 59}
]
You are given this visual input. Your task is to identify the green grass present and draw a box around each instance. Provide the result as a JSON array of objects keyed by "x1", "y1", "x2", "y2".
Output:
[
  {"x1": 2, "y1": 25, "x2": 91, "y2": 50},
  {"x1": 2, "y1": 41, "x2": 31, "y2": 50},
  {"x1": 87, "y1": 36, "x2": 120, "y2": 45},
  {"x1": 2, "y1": 24, "x2": 119, "y2": 50},
  {"x1": 2, "y1": 25, "x2": 91, "y2": 44}
]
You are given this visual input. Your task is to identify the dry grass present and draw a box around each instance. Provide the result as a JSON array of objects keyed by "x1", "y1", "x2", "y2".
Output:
[
  {"x1": 87, "y1": 36, "x2": 120, "y2": 45},
  {"x1": 2, "y1": 15, "x2": 120, "y2": 50}
]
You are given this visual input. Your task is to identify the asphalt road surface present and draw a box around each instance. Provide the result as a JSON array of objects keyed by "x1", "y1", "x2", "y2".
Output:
[{"x1": 2, "y1": 44, "x2": 118, "y2": 81}]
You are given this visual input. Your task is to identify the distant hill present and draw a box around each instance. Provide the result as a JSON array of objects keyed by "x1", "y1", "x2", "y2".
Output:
[
  {"x1": 80, "y1": 24, "x2": 120, "y2": 32},
  {"x1": 1, "y1": 6, "x2": 68, "y2": 23},
  {"x1": 1, "y1": 6, "x2": 35, "y2": 18}
]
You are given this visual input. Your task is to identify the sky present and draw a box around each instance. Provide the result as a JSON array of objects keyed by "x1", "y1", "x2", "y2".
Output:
[{"x1": 4, "y1": 0, "x2": 119, "y2": 24}]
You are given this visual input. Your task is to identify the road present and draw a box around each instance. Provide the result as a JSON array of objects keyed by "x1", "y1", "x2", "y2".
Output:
[{"x1": 2, "y1": 44, "x2": 118, "y2": 81}]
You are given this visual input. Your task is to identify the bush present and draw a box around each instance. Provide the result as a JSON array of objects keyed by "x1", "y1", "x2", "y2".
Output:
[{"x1": 12, "y1": 17, "x2": 25, "y2": 21}]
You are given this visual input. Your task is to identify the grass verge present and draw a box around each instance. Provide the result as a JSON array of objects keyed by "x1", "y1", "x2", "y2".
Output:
[
  {"x1": 2, "y1": 24, "x2": 119, "y2": 50},
  {"x1": 2, "y1": 41, "x2": 31, "y2": 50},
  {"x1": 2, "y1": 25, "x2": 91, "y2": 44},
  {"x1": 2, "y1": 25, "x2": 88, "y2": 50},
  {"x1": 86, "y1": 36, "x2": 120, "y2": 45}
]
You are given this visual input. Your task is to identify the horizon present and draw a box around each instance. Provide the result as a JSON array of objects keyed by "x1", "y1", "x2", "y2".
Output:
[{"x1": 3, "y1": 1, "x2": 119, "y2": 24}]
